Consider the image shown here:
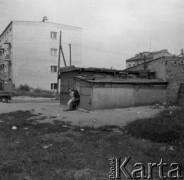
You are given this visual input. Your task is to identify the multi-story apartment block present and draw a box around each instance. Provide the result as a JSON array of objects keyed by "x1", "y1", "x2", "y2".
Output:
[
  {"x1": 0, "y1": 18, "x2": 82, "y2": 91},
  {"x1": 126, "y1": 49, "x2": 172, "y2": 68}
]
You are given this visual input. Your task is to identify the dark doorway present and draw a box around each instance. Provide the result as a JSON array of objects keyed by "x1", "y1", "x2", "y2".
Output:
[{"x1": 178, "y1": 83, "x2": 184, "y2": 106}]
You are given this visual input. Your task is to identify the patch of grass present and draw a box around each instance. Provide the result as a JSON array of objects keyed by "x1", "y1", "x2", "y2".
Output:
[
  {"x1": 125, "y1": 108, "x2": 184, "y2": 143},
  {"x1": 0, "y1": 110, "x2": 184, "y2": 179}
]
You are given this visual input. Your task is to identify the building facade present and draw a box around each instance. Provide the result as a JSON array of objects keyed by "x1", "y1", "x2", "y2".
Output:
[
  {"x1": 126, "y1": 49, "x2": 172, "y2": 68},
  {"x1": 0, "y1": 20, "x2": 82, "y2": 91}
]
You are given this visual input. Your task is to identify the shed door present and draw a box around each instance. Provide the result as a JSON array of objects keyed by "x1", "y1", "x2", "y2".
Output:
[
  {"x1": 79, "y1": 87, "x2": 92, "y2": 110},
  {"x1": 178, "y1": 83, "x2": 184, "y2": 106}
]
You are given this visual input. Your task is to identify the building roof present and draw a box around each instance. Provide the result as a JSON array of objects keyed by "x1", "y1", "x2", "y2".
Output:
[
  {"x1": 126, "y1": 50, "x2": 172, "y2": 62},
  {"x1": 59, "y1": 66, "x2": 158, "y2": 79},
  {"x1": 126, "y1": 56, "x2": 152, "y2": 62},
  {"x1": 59, "y1": 65, "x2": 123, "y2": 74},
  {"x1": 0, "y1": 20, "x2": 82, "y2": 38},
  {"x1": 75, "y1": 75, "x2": 168, "y2": 85},
  {"x1": 124, "y1": 56, "x2": 184, "y2": 71}
]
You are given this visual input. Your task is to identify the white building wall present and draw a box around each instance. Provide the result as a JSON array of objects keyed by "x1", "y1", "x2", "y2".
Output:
[{"x1": 12, "y1": 21, "x2": 82, "y2": 90}]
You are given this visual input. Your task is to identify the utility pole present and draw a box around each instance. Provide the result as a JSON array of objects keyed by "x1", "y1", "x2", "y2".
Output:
[
  {"x1": 57, "y1": 31, "x2": 61, "y2": 96},
  {"x1": 61, "y1": 42, "x2": 66, "y2": 67},
  {"x1": 57, "y1": 31, "x2": 67, "y2": 97},
  {"x1": 69, "y1": 43, "x2": 72, "y2": 66}
]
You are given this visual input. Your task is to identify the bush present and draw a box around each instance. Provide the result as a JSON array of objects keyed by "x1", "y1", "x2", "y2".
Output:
[
  {"x1": 12, "y1": 85, "x2": 56, "y2": 98},
  {"x1": 18, "y1": 84, "x2": 31, "y2": 92},
  {"x1": 33, "y1": 88, "x2": 42, "y2": 93}
]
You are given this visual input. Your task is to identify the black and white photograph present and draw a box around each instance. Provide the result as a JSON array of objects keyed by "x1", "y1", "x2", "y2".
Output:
[{"x1": 0, "y1": 0, "x2": 184, "y2": 179}]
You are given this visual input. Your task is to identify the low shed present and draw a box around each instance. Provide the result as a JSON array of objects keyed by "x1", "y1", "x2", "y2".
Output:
[
  {"x1": 59, "y1": 66, "x2": 123, "y2": 105},
  {"x1": 74, "y1": 76, "x2": 168, "y2": 110}
]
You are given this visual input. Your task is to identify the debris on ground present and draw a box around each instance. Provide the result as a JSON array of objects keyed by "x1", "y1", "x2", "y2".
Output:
[
  {"x1": 152, "y1": 104, "x2": 160, "y2": 109},
  {"x1": 43, "y1": 144, "x2": 52, "y2": 149},
  {"x1": 62, "y1": 125, "x2": 70, "y2": 128},
  {"x1": 93, "y1": 119, "x2": 97, "y2": 123},
  {"x1": 12, "y1": 126, "x2": 17, "y2": 130},
  {"x1": 169, "y1": 146, "x2": 174, "y2": 151},
  {"x1": 163, "y1": 102, "x2": 169, "y2": 108}
]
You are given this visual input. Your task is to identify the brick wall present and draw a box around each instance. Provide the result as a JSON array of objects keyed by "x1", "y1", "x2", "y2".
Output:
[
  {"x1": 165, "y1": 58, "x2": 184, "y2": 103},
  {"x1": 125, "y1": 57, "x2": 184, "y2": 104},
  {"x1": 125, "y1": 57, "x2": 166, "y2": 80}
]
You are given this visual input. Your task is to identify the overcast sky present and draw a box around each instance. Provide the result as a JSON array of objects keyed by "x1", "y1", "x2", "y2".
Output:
[{"x1": 0, "y1": 0, "x2": 183, "y2": 69}]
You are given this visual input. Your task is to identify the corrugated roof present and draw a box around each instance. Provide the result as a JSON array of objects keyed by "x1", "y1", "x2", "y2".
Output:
[
  {"x1": 126, "y1": 50, "x2": 172, "y2": 62},
  {"x1": 59, "y1": 66, "x2": 123, "y2": 73},
  {"x1": 75, "y1": 75, "x2": 168, "y2": 85}
]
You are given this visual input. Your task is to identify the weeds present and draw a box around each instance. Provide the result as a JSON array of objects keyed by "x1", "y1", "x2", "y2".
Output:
[
  {"x1": 0, "y1": 109, "x2": 183, "y2": 179},
  {"x1": 125, "y1": 108, "x2": 184, "y2": 143},
  {"x1": 12, "y1": 85, "x2": 55, "y2": 98},
  {"x1": 18, "y1": 84, "x2": 31, "y2": 91}
]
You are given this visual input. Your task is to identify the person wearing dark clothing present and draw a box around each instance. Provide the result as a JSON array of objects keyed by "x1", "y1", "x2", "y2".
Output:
[{"x1": 64, "y1": 89, "x2": 80, "y2": 111}]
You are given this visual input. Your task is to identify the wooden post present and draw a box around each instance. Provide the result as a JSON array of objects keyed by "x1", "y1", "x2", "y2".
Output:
[
  {"x1": 56, "y1": 31, "x2": 61, "y2": 96},
  {"x1": 60, "y1": 44, "x2": 67, "y2": 67},
  {"x1": 69, "y1": 43, "x2": 71, "y2": 66}
]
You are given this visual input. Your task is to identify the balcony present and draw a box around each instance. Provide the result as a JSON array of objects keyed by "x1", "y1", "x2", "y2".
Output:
[
  {"x1": 0, "y1": 54, "x2": 11, "y2": 64},
  {"x1": 4, "y1": 54, "x2": 11, "y2": 61},
  {"x1": 0, "y1": 71, "x2": 11, "y2": 80},
  {"x1": 0, "y1": 55, "x2": 5, "y2": 64}
]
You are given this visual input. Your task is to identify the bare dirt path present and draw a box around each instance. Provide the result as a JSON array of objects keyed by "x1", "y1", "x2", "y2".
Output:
[{"x1": 0, "y1": 97, "x2": 161, "y2": 127}]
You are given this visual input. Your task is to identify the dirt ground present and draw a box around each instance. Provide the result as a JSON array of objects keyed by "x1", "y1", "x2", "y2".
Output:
[
  {"x1": 0, "y1": 97, "x2": 162, "y2": 127},
  {"x1": 0, "y1": 97, "x2": 182, "y2": 180}
]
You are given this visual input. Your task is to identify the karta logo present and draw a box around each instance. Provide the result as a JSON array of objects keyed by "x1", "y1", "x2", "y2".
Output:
[{"x1": 109, "y1": 157, "x2": 183, "y2": 179}]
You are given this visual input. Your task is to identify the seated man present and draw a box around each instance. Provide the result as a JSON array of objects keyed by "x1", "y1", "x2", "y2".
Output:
[{"x1": 65, "y1": 89, "x2": 80, "y2": 111}]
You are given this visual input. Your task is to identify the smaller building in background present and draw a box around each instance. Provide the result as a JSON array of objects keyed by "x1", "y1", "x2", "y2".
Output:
[
  {"x1": 125, "y1": 55, "x2": 184, "y2": 105},
  {"x1": 126, "y1": 49, "x2": 172, "y2": 68}
]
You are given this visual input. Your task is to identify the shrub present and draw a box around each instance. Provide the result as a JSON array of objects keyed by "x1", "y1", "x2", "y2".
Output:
[
  {"x1": 18, "y1": 84, "x2": 31, "y2": 92},
  {"x1": 12, "y1": 86, "x2": 56, "y2": 98},
  {"x1": 33, "y1": 88, "x2": 42, "y2": 93}
]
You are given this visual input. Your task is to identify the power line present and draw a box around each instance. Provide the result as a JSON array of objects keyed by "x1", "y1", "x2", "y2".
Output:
[{"x1": 67, "y1": 43, "x2": 132, "y2": 56}]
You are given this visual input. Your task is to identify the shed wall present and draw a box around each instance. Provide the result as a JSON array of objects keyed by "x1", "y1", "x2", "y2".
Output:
[
  {"x1": 92, "y1": 86, "x2": 134, "y2": 109},
  {"x1": 134, "y1": 85, "x2": 166, "y2": 106},
  {"x1": 91, "y1": 84, "x2": 166, "y2": 110}
]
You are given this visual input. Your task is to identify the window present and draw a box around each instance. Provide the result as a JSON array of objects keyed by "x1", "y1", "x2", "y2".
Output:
[
  {"x1": 51, "y1": 83, "x2": 58, "y2": 90},
  {"x1": 50, "y1": 32, "x2": 57, "y2": 39},
  {"x1": 51, "y1": 65, "x2": 57, "y2": 72},
  {"x1": 51, "y1": 48, "x2": 57, "y2": 56}
]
